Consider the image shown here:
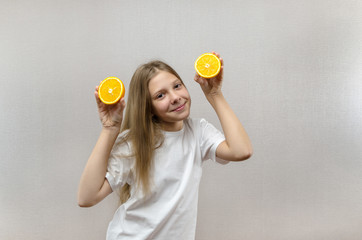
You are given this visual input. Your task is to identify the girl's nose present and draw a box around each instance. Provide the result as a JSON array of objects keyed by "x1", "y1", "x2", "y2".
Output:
[{"x1": 170, "y1": 92, "x2": 181, "y2": 104}]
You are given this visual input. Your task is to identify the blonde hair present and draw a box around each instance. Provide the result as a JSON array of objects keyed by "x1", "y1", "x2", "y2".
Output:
[{"x1": 119, "y1": 60, "x2": 184, "y2": 204}]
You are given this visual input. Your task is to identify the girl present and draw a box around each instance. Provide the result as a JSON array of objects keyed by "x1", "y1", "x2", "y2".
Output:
[{"x1": 78, "y1": 52, "x2": 253, "y2": 239}]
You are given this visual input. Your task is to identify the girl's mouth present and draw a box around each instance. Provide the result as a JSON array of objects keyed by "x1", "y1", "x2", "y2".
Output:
[{"x1": 172, "y1": 103, "x2": 186, "y2": 112}]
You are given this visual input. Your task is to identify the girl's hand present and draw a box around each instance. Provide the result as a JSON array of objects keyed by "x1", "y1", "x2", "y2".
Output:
[
  {"x1": 194, "y1": 51, "x2": 224, "y2": 98},
  {"x1": 94, "y1": 85, "x2": 126, "y2": 129}
]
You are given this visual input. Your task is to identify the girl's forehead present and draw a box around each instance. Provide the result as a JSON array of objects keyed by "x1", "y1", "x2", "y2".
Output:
[{"x1": 149, "y1": 71, "x2": 179, "y2": 91}]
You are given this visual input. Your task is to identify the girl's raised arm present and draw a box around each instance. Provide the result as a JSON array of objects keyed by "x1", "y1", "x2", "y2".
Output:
[
  {"x1": 194, "y1": 52, "x2": 253, "y2": 161},
  {"x1": 77, "y1": 86, "x2": 126, "y2": 207}
]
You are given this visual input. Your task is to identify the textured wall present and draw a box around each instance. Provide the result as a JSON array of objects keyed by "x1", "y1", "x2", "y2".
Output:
[{"x1": 1, "y1": 0, "x2": 362, "y2": 239}]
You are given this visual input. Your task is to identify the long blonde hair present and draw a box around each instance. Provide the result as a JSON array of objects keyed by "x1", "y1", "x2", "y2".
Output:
[{"x1": 119, "y1": 60, "x2": 184, "y2": 204}]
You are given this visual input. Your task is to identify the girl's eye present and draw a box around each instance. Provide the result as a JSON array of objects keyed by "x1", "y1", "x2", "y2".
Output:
[
  {"x1": 175, "y1": 83, "x2": 182, "y2": 89},
  {"x1": 156, "y1": 93, "x2": 164, "y2": 99}
]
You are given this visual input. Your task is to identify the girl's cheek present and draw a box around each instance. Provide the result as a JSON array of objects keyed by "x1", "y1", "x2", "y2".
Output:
[
  {"x1": 162, "y1": 103, "x2": 169, "y2": 111},
  {"x1": 154, "y1": 101, "x2": 168, "y2": 112}
]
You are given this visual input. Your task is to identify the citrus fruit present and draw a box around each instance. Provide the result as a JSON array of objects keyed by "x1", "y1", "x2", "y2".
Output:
[
  {"x1": 194, "y1": 53, "x2": 221, "y2": 78},
  {"x1": 98, "y1": 77, "x2": 125, "y2": 104}
]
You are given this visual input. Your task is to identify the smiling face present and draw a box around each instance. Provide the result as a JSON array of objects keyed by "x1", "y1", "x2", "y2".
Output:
[{"x1": 148, "y1": 71, "x2": 191, "y2": 131}]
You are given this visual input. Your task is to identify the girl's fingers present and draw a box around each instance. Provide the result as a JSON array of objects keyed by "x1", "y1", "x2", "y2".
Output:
[
  {"x1": 194, "y1": 74, "x2": 201, "y2": 83},
  {"x1": 196, "y1": 77, "x2": 207, "y2": 87},
  {"x1": 95, "y1": 86, "x2": 100, "y2": 98},
  {"x1": 119, "y1": 98, "x2": 126, "y2": 111},
  {"x1": 94, "y1": 88, "x2": 103, "y2": 106},
  {"x1": 212, "y1": 51, "x2": 220, "y2": 58}
]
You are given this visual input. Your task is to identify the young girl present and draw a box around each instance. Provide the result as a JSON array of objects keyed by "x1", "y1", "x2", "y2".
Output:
[{"x1": 78, "y1": 52, "x2": 253, "y2": 239}]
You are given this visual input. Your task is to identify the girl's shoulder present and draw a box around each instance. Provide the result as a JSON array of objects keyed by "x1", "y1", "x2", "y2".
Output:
[
  {"x1": 184, "y1": 118, "x2": 214, "y2": 138},
  {"x1": 119, "y1": 129, "x2": 130, "y2": 138},
  {"x1": 112, "y1": 129, "x2": 132, "y2": 154},
  {"x1": 185, "y1": 118, "x2": 223, "y2": 140},
  {"x1": 185, "y1": 117, "x2": 210, "y2": 130},
  {"x1": 114, "y1": 129, "x2": 129, "y2": 144}
]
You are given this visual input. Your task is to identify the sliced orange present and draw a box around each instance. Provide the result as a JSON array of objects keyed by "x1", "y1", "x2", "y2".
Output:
[
  {"x1": 194, "y1": 53, "x2": 221, "y2": 78},
  {"x1": 98, "y1": 77, "x2": 125, "y2": 104}
]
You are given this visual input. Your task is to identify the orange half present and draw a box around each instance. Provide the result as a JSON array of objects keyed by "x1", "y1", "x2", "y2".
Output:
[
  {"x1": 194, "y1": 53, "x2": 221, "y2": 78},
  {"x1": 98, "y1": 77, "x2": 125, "y2": 104}
]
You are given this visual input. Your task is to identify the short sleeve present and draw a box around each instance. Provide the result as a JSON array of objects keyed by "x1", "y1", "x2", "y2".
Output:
[
  {"x1": 198, "y1": 118, "x2": 229, "y2": 164},
  {"x1": 105, "y1": 133, "x2": 133, "y2": 195}
]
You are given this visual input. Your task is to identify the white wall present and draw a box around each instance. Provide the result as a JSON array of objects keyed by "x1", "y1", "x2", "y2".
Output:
[{"x1": 1, "y1": 0, "x2": 362, "y2": 239}]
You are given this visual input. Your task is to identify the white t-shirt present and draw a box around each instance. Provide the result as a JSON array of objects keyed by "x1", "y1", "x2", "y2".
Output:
[{"x1": 105, "y1": 118, "x2": 227, "y2": 240}]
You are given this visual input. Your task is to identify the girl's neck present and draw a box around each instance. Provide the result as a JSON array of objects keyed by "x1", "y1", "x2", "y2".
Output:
[{"x1": 161, "y1": 120, "x2": 184, "y2": 132}]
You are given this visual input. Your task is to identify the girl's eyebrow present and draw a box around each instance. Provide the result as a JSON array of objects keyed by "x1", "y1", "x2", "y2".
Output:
[
  {"x1": 172, "y1": 78, "x2": 181, "y2": 84},
  {"x1": 153, "y1": 78, "x2": 182, "y2": 95},
  {"x1": 151, "y1": 79, "x2": 181, "y2": 96}
]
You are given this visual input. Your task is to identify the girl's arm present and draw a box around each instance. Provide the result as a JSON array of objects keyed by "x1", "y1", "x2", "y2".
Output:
[
  {"x1": 207, "y1": 92, "x2": 252, "y2": 161},
  {"x1": 77, "y1": 86, "x2": 126, "y2": 207},
  {"x1": 194, "y1": 52, "x2": 253, "y2": 161}
]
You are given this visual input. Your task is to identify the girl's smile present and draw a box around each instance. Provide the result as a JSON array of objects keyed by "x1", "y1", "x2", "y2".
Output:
[
  {"x1": 148, "y1": 71, "x2": 191, "y2": 131},
  {"x1": 171, "y1": 103, "x2": 186, "y2": 112}
]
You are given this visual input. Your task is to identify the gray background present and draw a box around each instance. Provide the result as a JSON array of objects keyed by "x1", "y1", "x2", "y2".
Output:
[{"x1": 1, "y1": 0, "x2": 362, "y2": 239}]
